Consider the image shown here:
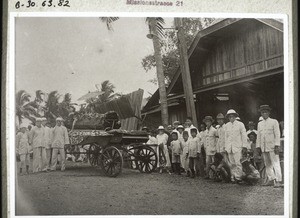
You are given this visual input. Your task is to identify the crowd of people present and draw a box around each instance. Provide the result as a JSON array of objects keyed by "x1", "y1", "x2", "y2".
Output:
[
  {"x1": 144, "y1": 104, "x2": 284, "y2": 188},
  {"x1": 16, "y1": 104, "x2": 284, "y2": 188},
  {"x1": 16, "y1": 117, "x2": 70, "y2": 175}
]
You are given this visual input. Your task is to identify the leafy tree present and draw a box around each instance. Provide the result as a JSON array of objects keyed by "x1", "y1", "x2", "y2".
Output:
[
  {"x1": 141, "y1": 18, "x2": 218, "y2": 85},
  {"x1": 15, "y1": 90, "x2": 40, "y2": 126},
  {"x1": 100, "y1": 17, "x2": 169, "y2": 126}
]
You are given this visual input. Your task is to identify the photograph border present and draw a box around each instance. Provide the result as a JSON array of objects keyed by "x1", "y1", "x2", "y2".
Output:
[{"x1": 4, "y1": 11, "x2": 294, "y2": 218}]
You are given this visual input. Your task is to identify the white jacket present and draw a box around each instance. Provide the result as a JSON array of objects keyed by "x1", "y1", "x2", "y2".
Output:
[
  {"x1": 257, "y1": 117, "x2": 280, "y2": 152},
  {"x1": 51, "y1": 125, "x2": 70, "y2": 149},
  {"x1": 224, "y1": 120, "x2": 247, "y2": 154},
  {"x1": 29, "y1": 126, "x2": 45, "y2": 148}
]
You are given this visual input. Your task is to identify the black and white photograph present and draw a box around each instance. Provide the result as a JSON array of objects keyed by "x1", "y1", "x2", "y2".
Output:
[{"x1": 11, "y1": 15, "x2": 288, "y2": 216}]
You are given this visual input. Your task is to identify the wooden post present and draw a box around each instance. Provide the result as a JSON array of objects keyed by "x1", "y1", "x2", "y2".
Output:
[{"x1": 175, "y1": 18, "x2": 198, "y2": 127}]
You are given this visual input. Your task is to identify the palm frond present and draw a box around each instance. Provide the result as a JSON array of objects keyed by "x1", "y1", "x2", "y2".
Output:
[
  {"x1": 146, "y1": 17, "x2": 165, "y2": 39},
  {"x1": 16, "y1": 90, "x2": 31, "y2": 106},
  {"x1": 35, "y1": 90, "x2": 44, "y2": 102},
  {"x1": 99, "y1": 17, "x2": 119, "y2": 31}
]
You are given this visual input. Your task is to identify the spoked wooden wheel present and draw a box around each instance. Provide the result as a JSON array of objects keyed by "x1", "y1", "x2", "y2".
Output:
[
  {"x1": 136, "y1": 146, "x2": 158, "y2": 173},
  {"x1": 87, "y1": 143, "x2": 101, "y2": 166},
  {"x1": 100, "y1": 146, "x2": 123, "y2": 177}
]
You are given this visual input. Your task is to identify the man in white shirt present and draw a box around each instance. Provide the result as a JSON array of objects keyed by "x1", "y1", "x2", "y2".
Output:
[
  {"x1": 203, "y1": 116, "x2": 217, "y2": 179},
  {"x1": 224, "y1": 109, "x2": 248, "y2": 183},
  {"x1": 50, "y1": 117, "x2": 70, "y2": 171},
  {"x1": 256, "y1": 105, "x2": 282, "y2": 187},
  {"x1": 42, "y1": 118, "x2": 52, "y2": 171},
  {"x1": 29, "y1": 118, "x2": 47, "y2": 173}
]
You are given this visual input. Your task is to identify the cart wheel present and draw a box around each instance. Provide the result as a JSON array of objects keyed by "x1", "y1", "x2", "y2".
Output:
[
  {"x1": 100, "y1": 146, "x2": 123, "y2": 177},
  {"x1": 87, "y1": 143, "x2": 100, "y2": 166},
  {"x1": 136, "y1": 146, "x2": 157, "y2": 173}
]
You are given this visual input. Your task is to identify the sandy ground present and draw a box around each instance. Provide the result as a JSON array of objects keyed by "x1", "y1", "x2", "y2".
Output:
[{"x1": 16, "y1": 161, "x2": 284, "y2": 215}]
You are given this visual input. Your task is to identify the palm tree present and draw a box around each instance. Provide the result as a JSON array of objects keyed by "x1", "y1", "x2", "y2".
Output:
[
  {"x1": 146, "y1": 17, "x2": 169, "y2": 126},
  {"x1": 44, "y1": 91, "x2": 61, "y2": 123},
  {"x1": 15, "y1": 90, "x2": 39, "y2": 126},
  {"x1": 100, "y1": 17, "x2": 169, "y2": 126},
  {"x1": 85, "y1": 80, "x2": 121, "y2": 113}
]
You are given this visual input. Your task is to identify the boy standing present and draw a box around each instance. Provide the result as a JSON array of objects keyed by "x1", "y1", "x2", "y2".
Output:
[
  {"x1": 16, "y1": 124, "x2": 31, "y2": 175},
  {"x1": 203, "y1": 116, "x2": 218, "y2": 179},
  {"x1": 186, "y1": 128, "x2": 201, "y2": 178},
  {"x1": 180, "y1": 131, "x2": 190, "y2": 176},
  {"x1": 170, "y1": 131, "x2": 182, "y2": 175},
  {"x1": 156, "y1": 126, "x2": 171, "y2": 174}
]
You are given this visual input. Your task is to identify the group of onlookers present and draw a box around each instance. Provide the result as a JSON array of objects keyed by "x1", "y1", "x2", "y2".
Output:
[
  {"x1": 144, "y1": 104, "x2": 284, "y2": 188},
  {"x1": 16, "y1": 117, "x2": 70, "y2": 175}
]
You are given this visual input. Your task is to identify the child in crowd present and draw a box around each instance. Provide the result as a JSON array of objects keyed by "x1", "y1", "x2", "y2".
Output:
[
  {"x1": 176, "y1": 125, "x2": 184, "y2": 141},
  {"x1": 170, "y1": 131, "x2": 182, "y2": 175},
  {"x1": 240, "y1": 156, "x2": 261, "y2": 185},
  {"x1": 156, "y1": 126, "x2": 171, "y2": 174},
  {"x1": 180, "y1": 131, "x2": 190, "y2": 176},
  {"x1": 16, "y1": 124, "x2": 32, "y2": 175},
  {"x1": 247, "y1": 132, "x2": 263, "y2": 173},
  {"x1": 146, "y1": 130, "x2": 158, "y2": 145},
  {"x1": 186, "y1": 127, "x2": 201, "y2": 178},
  {"x1": 209, "y1": 153, "x2": 231, "y2": 182}
]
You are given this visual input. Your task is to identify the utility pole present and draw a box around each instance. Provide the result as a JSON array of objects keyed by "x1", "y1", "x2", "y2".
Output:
[{"x1": 175, "y1": 18, "x2": 198, "y2": 128}]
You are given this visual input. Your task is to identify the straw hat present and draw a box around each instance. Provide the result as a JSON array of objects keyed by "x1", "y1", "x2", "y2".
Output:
[
  {"x1": 216, "y1": 113, "x2": 225, "y2": 120},
  {"x1": 176, "y1": 125, "x2": 184, "y2": 130},
  {"x1": 173, "y1": 121, "x2": 180, "y2": 125},
  {"x1": 226, "y1": 109, "x2": 239, "y2": 118},
  {"x1": 259, "y1": 105, "x2": 271, "y2": 112},
  {"x1": 203, "y1": 116, "x2": 214, "y2": 123},
  {"x1": 158, "y1": 125, "x2": 165, "y2": 130},
  {"x1": 56, "y1": 117, "x2": 64, "y2": 121}
]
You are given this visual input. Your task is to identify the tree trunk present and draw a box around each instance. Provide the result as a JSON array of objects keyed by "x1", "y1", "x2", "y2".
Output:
[
  {"x1": 175, "y1": 18, "x2": 198, "y2": 128},
  {"x1": 148, "y1": 18, "x2": 169, "y2": 127}
]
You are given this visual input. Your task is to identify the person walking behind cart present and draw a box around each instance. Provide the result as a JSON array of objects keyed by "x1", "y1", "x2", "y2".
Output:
[
  {"x1": 29, "y1": 118, "x2": 47, "y2": 173},
  {"x1": 256, "y1": 105, "x2": 283, "y2": 188},
  {"x1": 170, "y1": 131, "x2": 182, "y2": 175},
  {"x1": 42, "y1": 118, "x2": 52, "y2": 171},
  {"x1": 50, "y1": 117, "x2": 70, "y2": 171},
  {"x1": 156, "y1": 126, "x2": 171, "y2": 174},
  {"x1": 16, "y1": 124, "x2": 32, "y2": 175},
  {"x1": 186, "y1": 127, "x2": 201, "y2": 178},
  {"x1": 203, "y1": 116, "x2": 217, "y2": 179},
  {"x1": 224, "y1": 109, "x2": 248, "y2": 183}
]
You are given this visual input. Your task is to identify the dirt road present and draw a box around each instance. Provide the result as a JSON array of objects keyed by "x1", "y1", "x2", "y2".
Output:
[{"x1": 16, "y1": 161, "x2": 284, "y2": 215}]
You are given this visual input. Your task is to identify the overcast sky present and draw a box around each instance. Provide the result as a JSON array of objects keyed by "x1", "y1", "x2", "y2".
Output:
[{"x1": 16, "y1": 17, "x2": 173, "y2": 102}]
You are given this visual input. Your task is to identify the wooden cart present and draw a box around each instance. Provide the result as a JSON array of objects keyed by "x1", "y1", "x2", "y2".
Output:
[{"x1": 65, "y1": 129, "x2": 158, "y2": 177}]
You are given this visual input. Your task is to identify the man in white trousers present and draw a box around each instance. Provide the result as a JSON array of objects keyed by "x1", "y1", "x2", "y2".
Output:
[
  {"x1": 256, "y1": 105, "x2": 283, "y2": 188},
  {"x1": 29, "y1": 118, "x2": 47, "y2": 173},
  {"x1": 224, "y1": 109, "x2": 248, "y2": 183},
  {"x1": 42, "y1": 117, "x2": 52, "y2": 171},
  {"x1": 51, "y1": 117, "x2": 70, "y2": 171}
]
